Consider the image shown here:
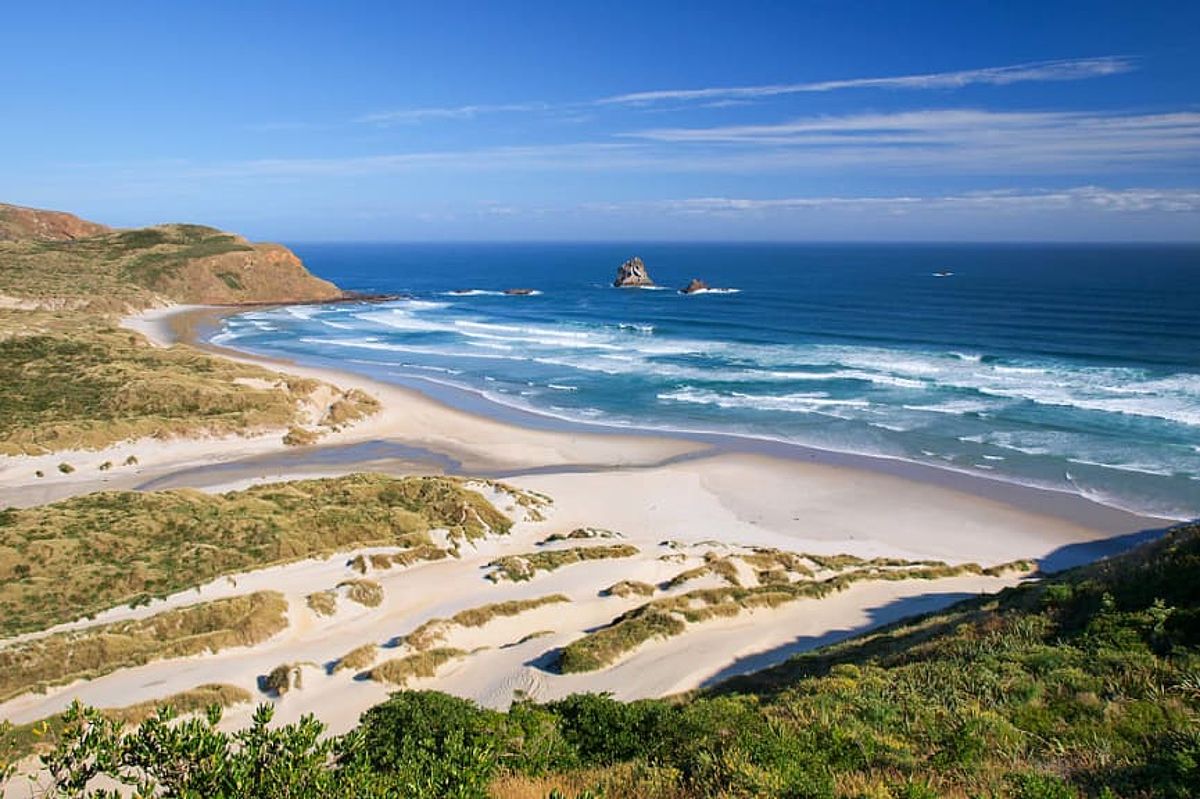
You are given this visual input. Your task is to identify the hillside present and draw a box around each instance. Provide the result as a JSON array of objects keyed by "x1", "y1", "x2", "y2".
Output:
[
  {"x1": 0, "y1": 203, "x2": 374, "y2": 456},
  {"x1": 4, "y1": 522, "x2": 1196, "y2": 798},
  {"x1": 0, "y1": 202, "x2": 342, "y2": 311}
]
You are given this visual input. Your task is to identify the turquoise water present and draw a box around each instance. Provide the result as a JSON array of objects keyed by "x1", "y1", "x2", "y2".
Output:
[{"x1": 211, "y1": 243, "x2": 1200, "y2": 520}]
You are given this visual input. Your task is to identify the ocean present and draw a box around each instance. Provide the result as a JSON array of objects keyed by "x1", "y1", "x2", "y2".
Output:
[{"x1": 209, "y1": 242, "x2": 1200, "y2": 521}]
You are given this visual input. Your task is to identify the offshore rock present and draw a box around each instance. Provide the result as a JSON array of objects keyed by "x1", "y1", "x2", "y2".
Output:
[
  {"x1": 613, "y1": 257, "x2": 653, "y2": 287},
  {"x1": 680, "y1": 278, "x2": 710, "y2": 294}
]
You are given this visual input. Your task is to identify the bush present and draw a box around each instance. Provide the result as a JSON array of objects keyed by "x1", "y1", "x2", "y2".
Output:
[{"x1": 358, "y1": 692, "x2": 502, "y2": 797}]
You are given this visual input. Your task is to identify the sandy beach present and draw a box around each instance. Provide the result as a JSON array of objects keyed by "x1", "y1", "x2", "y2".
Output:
[{"x1": 0, "y1": 303, "x2": 1171, "y2": 739}]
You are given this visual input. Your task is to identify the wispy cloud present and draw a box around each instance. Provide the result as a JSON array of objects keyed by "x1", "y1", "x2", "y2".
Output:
[
  {"x1": 597, "y1": 56, "x2": 1135, "y2": 106},
  {"x1": 351, "y1": 57, "x2": 1136, "y2": 125},
  {"x1": 624, "y1": 109, "x2": 1200, "y2": 171},
  {"x1": 628, "y1": 187, "x2": 1200, "y2": 215},
  {"x1": 357, "y1": 101, "x2": 551, "y2": 125}
]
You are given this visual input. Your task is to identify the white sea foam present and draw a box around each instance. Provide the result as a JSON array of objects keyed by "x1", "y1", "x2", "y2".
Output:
[{"x1": 658, "y1": 387, "x2": 871, "y2": 415}]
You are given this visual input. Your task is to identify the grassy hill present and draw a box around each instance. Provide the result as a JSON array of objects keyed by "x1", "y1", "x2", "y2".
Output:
[{"x1": 0, "y1": 203, "x2": 342, "y2": 310}]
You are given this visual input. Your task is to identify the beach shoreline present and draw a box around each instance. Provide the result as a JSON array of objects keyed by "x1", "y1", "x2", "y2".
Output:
[{"x1": 0, "y1": 300, "x2": 1177, "y2": 742}]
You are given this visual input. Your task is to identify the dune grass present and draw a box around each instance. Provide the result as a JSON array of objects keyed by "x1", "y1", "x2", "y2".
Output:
[
  {"x1": 0, "y1": 311, "x2": 378, "y2": 456},
  {"x1": 0, "y1": 474, "x2": 512, "y2": 636},
  {"x1": 602, "y1": 580, "x2": 657, "y2": 598},
  {"x1": 485, "y1": 544, "x2": 639, "y2": 583},
  {"x1": 538, "y1": 527, "x2": 621, "y2": 545},
  {"x1": 332, "y1": 644, "x2": 379, "y2": 674},
  {"x1": 560, "y1": 560, "x2": 1030, "y2": 673},
  {"x1": 405, "y1": 594, "x2": 571, "y2": 651},
  {"x1": 366, "y1": 649, "x2": 467, "y2": 686},
  {"x1": 0, "y1": 592, "x2": 287, "y2": 702}
]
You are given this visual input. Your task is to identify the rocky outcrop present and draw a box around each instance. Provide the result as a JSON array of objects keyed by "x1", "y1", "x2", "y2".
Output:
[
  {"x1": 681, "y1": 278, "x2": 709, "y2": 294},
  {"x1": 504, "y1": 288, "x2": 535, "y2": 296},
  {"x1": 613, "y1": 257, "x2": 653, "y2": 288},
  {"x1": 0, "y1": 202, "x2": 110, "y2": 242}
]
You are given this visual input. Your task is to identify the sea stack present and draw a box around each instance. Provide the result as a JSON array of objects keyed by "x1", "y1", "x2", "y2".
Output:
[
  {"x1": 613, "y1": 256, "x2": 653, "y2": 287},
  {"x1": 680, "y1": 278, "x2": 709, "y2": 294}
]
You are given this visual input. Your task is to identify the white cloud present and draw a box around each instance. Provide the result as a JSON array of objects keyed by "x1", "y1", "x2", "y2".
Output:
[{"x1": 598, "y1": 57, "x2": 1135, "y2": 106}]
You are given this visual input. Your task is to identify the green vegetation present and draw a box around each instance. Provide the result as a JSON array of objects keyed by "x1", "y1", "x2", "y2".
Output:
[
  {"x1": 562, "y1": 559, "x2": 1030, "y2": 673},
  {"x1": 367, "y1": 649, "x2": 468, "y2": 686},
  {"x1": 0, "y1": 312, "x2": 377, "y2": 455},
  {"x1": 486, "y1": 544, "x2": 640, "y2": 583},
  {"x1": 404, "y1": 594, "x2": 571, "y2": 651},
  {"x1": 6, "y1": 522, "x2": 1199, "y2": 797},
  {"x1": 0, "y1": 592, "x2": 286, "y2": 702},
  {"x1": 0, "y1": 474, "x2": 512, "y2": 635},
  {"x1": 0, "y1": 684, "x2": 251, "y2": 764}
]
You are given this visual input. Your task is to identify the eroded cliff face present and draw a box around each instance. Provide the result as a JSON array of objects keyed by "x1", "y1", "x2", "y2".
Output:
[
  {"x1": 150, "y1": 240, "x2": 344, "y2": 305},
  {"x1": 0, "y1": 203, "x2": 111, "y2": 242}
]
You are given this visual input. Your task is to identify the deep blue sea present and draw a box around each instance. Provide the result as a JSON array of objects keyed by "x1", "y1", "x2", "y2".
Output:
[{"x1": 212, "y1": 243, "x2": 1200, "y2": 520}]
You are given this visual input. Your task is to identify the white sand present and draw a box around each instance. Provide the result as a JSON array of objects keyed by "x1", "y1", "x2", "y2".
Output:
[{"x1": 0, "y1": 303, "x2": 1153, "y2": 740}]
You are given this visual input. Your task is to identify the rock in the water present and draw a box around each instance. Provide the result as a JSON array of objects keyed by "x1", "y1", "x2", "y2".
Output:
[
  {"x1": 680, "y1": 278, "x2": 709, "y2": 294},
  {"x1": 613, "y1": 256, "x2": 653, "y2": 287},
  {"x1": 504, "y1": 288, "x2": 535, "y2": 295}
]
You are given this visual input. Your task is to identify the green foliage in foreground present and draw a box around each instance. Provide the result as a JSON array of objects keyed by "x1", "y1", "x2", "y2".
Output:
[
  {"x1": 5, "y1": 523, "x2": 1198, "y2": 798},
  {"x1": 0, "y1": 474, "x2": 512, "y2": 635}
]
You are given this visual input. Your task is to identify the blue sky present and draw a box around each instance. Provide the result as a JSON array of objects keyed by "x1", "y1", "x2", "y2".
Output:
[{"x1": 2, "y1": 1, "x2": 1198, "y2": 240}]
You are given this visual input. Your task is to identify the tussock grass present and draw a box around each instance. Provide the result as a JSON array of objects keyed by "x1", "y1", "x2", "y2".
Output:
[
  {"x1": 306, "y1": 591, "x2": 338, "y2": 617},
  {"x1": 0, "y1": 592, "x2": 287, "y2": 701},
  {"x1": 405, "y1": 594, "x2": 570, "y2": 651},
  {"x1": 603, "y1": 580, "x2": 656, "y2": 598},
  {"x1": 486, "y1": 544, "x2": 639, "y2": 583},
  {"x1": 264, "y1": 662, "x2": 303, "y2": 696},
  {"x1": 366, "y1": 648, "x2": 466, "y2": 686},
  {"x1": 0, "y1": 474, "x2": 511, "y2": 636},
  {"x1": 338, "y1": 579, "x2": 384, "y2": 608},
  {"x1": 332, "y1": 644, "x2": 378, "y2": 674},
  {"x1": 560, "y1": 560, "x2": 1026, "y2": 673}
]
